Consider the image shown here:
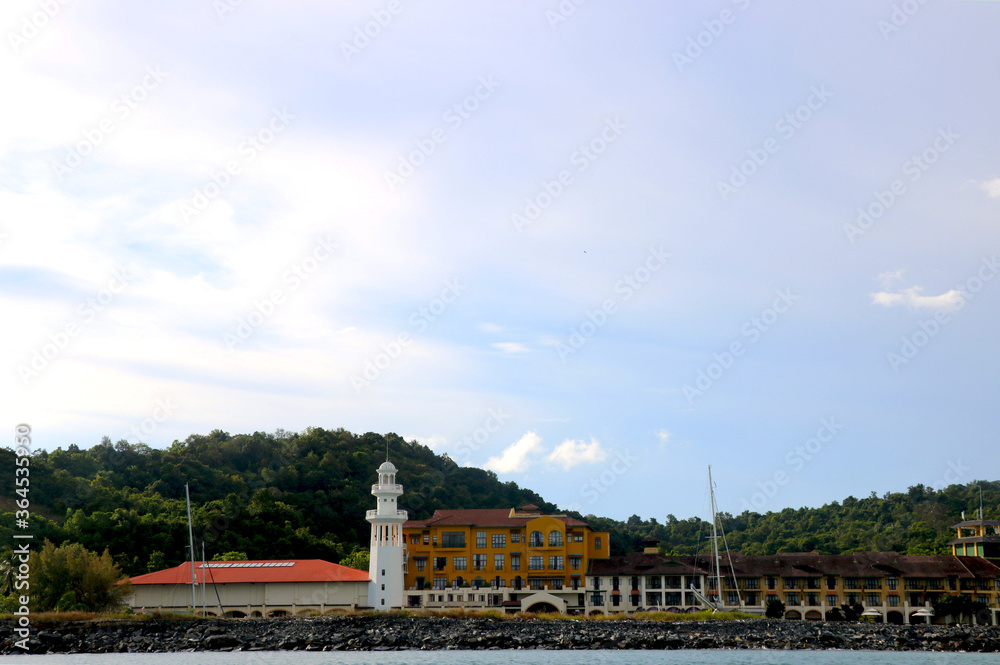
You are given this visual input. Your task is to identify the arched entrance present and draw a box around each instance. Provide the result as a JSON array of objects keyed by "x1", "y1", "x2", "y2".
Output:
[
  {"x1": 526, "y1": 602, "x2": 558, "y2": 613},
  {"x1": 887, "y1": 611, "x2": 904, "y2": 625},
  {"x1": 785, "y1": 610, "x2": 802, "y2": 620},
  {"x1": 805, "y1": 610, "x2": 822, "y2": 621}
]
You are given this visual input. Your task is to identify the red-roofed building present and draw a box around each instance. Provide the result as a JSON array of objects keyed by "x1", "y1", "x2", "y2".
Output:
[{"x1": 128, "y1": 560, "x2": 370, "y2": 617}]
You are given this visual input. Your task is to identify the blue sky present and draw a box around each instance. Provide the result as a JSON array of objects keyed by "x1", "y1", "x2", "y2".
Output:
[{"x1": 3, "y1": 1, "x2": 999, "y2": 522}]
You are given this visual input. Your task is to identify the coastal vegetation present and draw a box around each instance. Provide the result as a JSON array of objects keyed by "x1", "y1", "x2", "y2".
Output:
[{"x1": 0, "y1": 427, "x2": 995, "y2": 584}]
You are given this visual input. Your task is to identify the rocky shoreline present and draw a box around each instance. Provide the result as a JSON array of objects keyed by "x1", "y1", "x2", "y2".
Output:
[{"x1": 2, "y1": 616, "x2": 999, "y2": 654}]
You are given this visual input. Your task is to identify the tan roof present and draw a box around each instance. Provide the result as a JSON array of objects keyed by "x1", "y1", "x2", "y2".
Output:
[
  {"x1": 404, "y1": 508, "x2": 589, "y2": 529},
  {"x1": 588, "y1": 552, "x2": 1000, "y2": 579}
]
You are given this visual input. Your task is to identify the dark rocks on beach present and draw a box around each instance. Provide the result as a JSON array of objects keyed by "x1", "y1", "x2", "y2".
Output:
[{"x1": 1, "y1": 616, "x2": 999, "y2": 654}]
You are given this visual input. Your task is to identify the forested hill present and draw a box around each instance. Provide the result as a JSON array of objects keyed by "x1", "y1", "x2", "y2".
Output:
[
  {"x1": 0, "y1": 428, "x2": 556, "y2": 577},
  {"x1": 1, "y1": 427, "x2": 996, "y2": 578},
  {"x1": 588, "y1": 481, "x2": 1000, "y2": 558}
]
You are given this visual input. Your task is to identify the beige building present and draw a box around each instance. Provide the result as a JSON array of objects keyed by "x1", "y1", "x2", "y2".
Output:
[{"x1": 128, "y1": 559, "x2": 369, "y2": 617}]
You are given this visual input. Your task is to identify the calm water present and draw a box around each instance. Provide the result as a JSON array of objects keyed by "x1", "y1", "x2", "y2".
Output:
[{"x1": 0, "y1": 652, "x2": 996, "y2": 665}]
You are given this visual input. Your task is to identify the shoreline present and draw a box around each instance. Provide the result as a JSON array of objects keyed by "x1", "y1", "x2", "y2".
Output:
[{"x1": 2, "y1": 616, "x2": 1000, "y2": 654}]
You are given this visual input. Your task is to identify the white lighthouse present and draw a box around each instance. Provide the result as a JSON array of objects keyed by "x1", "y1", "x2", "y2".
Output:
[{"x1": 366, "y1": 460, "x2": 407, "y2": 610}]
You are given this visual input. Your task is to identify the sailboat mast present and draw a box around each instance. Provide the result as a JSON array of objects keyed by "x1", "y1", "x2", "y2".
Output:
[
  {"x1": 185, "y1": 483, "x2": 197, "y2": 613},
  {"x1": 708, "y1": 465, "x2": 722, "y2": 606}
]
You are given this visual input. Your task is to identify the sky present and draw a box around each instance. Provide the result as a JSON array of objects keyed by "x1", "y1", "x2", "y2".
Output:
[{"x1": 2, "y1": 1, "x2": 999, "y2": 523}]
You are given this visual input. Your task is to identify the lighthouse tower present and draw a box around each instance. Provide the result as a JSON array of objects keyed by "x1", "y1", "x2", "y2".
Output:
[{"x1": 366, "y1": 460, "x2": 407, "y2": 610}]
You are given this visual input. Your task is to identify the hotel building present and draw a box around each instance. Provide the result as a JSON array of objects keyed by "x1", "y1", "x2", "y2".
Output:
[
  {"x1": 585, "y1": 529, "x2": 1000, "y2": 624},
  {"x1": 402, "y1": 504, "x2": 610, "y2": 613}
]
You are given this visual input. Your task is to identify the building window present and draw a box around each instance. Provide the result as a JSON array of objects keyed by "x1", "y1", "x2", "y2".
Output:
[
  {"x1": 806, "y1": 594, "x2": 819, "y2": 606},
  {"x1": 511, "y1": 555, "x2": 521, "y2": 571},
  {"x1": 727, "y1": 592, "x2": 739, "y2": 605},
  {"x1": 865, "y1": 578, "x2": 881, "y2": 589},
  {"x1": 630, "y1": 593, "x2": 639, "y2": 606},
  {"x1": 548, "y1": 531, "x2": 563, "y2": 547},
  {"x1": 591, "y1": 592, "x2": 604, "y2": 605},
  {"x1": 442, "y1": 532, "x2": 466, "y2": 548},
  {"x1": 570, "y1": 556, "x2": 581, "y2": 570},
  {"x1": 766, "y1": 576, "x2": 777, "y2": 590},
  {"x1": 573, "y1": 533, "x2": 584, "y2": 542},
  {"x1": 492, "y1": 534, "x2": 506, "y2": 548},
  {"x1": 744, "y1": 578, "x2": 759, "y2": 590},
  {"x1": 884, "y1": 594, "x2": 898, "y2": 607},
  {"x1": 529, "y1": 556, "x2": 544, "y2": 570},
  {"x1": 866, "y1": 593, "x2": 880, "y2": 606},
  {"x1": 826, "y1": 594, "x2": 838, "y2": 606},
  {"x1": 433, "y1": 557, "x2": 446, "y2": 571},
  {"x1": 766, "y1": 594, "x2": 777, "y2": 604},
  {"x1": 382, "y1": 569, "x2": 385, "y2": 576},
  {"x1": 473, "y1": 554, "x2": 487, "y2": 571},
  {"x1": 647, "y1": 576, "x2": 662, "y2": 589},
  {"x1": 783, "y1": 578, "x2": 798, "y2": 589},
  {"x1": 453, "y1": 557, "x2": 467, "y2": 571},
  {"x1": 785, "y1": 593, "x2": 799, "y2": 606},
  {"x1": 476, "y1": 531, "x2": 487, "y2": 548},
  {"x1": 845, "y1": 578, "x2": 859, "y2": 590},
  {"x1": 551, "y1": 579, "x2": 563, "y2": 590},
  {"x1": 611, "y1": 594, "x2": 620, "y2": 606},
  {"x1": 409, "y1": 535, "x2": 419, "y2": 544},
  {"x1": 433, "y1": 577, "x2": 446, "y2": 590},
  {"x1": 549, "y1": 556, "x2": 564, "y2": 570},
  {"x1": 415, "y1": 558, "x2": 426, "y2": 571},
  {"x1": 511, "y1": 531, "x2": 521, "y2": 543},
  {"x1": 847, "y1": 593, "x2": 859, "y2": 605},
  {"x1": 826, "y1": 576, "x2": 837, "y2": 589},
  {"x1": 494, "y1": 554, "x2": 504, "y2": 570},
  {"x1": 530, "y1": 531, "x2": 544, "y2": 547},
  {"x1": 595, "y1": 537, "x2": 602, "y2": 550}
]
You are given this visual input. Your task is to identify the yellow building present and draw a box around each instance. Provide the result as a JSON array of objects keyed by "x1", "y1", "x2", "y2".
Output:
[
  {"x1": 402, "y1": 504, "x2": 609, "y2": 613},
  {"x1": 950, "y1": 518, "x2": 1000, "y2": 563}
]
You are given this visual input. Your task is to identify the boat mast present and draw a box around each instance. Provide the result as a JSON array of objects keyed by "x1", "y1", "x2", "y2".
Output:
[
  {"x1": 185, "y1": 483, "x2": 197, "y2": 613},
  {"x1": 708, "y1": 465, "x2": 722, "y2": 607}
]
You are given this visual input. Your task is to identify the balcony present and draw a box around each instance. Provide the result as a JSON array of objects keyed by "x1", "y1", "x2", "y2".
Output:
[
  {"x1": 372, "y1": 483, "x2": 403, "y2": 492},
  {"x1": 366, "y1": 509, "x2": 408, "y2": 520}
]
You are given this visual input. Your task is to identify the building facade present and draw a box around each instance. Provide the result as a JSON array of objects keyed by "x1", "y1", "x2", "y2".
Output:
[
  {"x1": 401, "y1": 504, "x2": 610, "y2": 613},
  {"x1": 585, "y1": 550, "x2": 1000, "y2": 624},
  {"x1": 950, "y1": 518, "x2": 1000, "y2": 563}
]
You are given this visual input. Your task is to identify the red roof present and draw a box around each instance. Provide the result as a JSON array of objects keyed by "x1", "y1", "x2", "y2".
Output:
[{"x1": 129, "y1": 560, "x2": 369, "y2": 585}]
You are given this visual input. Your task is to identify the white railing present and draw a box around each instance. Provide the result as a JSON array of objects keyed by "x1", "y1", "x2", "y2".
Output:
[
  {"x1": 366, "y1": 509, "x2": 408, "y2": 519},
  {"x1": 372, "y1": 483, "x2": 403, "y2": 492}
]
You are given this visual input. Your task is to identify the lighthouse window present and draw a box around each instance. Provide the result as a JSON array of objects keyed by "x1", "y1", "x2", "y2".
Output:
[
  {"x1": 382, "y1": 569, "x2": 385, "y2": 576},
  {"x1": 381, "y1": 584, "x2": 385, "y2": 590},
  {"x1": 381, "y1": 599, "x2": 385, "y2": 605}
]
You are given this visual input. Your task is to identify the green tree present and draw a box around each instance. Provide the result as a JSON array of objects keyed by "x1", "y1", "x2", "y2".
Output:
[
  {"x1": 339, "y1": 548, "x2": 369, "y2": 571},
  {"x1": 32, "y1": 541, "x2": 131, "y2": 612},
  {"x1": 146, "y1": 551, "x2": 167, "y2": 573},
  {"x1": 765, "y1": 598, "x2": 785, "y2": 619},
  {"x1": 212, "y1": 551, "x2": 248, "y2": 561}
]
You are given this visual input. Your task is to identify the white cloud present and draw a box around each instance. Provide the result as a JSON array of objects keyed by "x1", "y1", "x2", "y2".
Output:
[
  {"x1": 656, "y1": 429, "x2": 671, "y2": 447},
  {"x1": 478, "y1": 322, "x2": 502, "y2": 333},
  {"x1": 877, "y1": 269, "x2": 905, "y2": 290},
  {"x1": 493, "y1": 342, "x2": 530, "y2": 354},
  {"x1": 546, "y1": 437, "x2": 608, "y2": 470},
  {"x1": 411, "y1": 435, "x2": 447, "y2": 450},
  {"x1": 980, "y1": 178, "x2": 1000, "y2": 198},
  {"x1": 871, "y1": 286, "x2": 962, "y2": 310},
  {"x1": 484, "y1": 431, "x2": 544, "y2": 473}
]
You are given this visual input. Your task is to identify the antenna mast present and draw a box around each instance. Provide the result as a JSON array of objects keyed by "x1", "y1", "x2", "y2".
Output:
[
  {"x1": 185, "y1": 483, "x2": 197, "y2": 613},
  {"x1": 708, "y1": 466, "x2": 722, "y2": 608}
]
